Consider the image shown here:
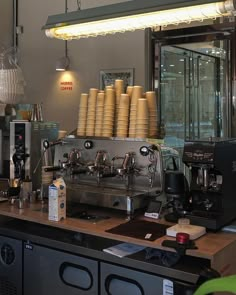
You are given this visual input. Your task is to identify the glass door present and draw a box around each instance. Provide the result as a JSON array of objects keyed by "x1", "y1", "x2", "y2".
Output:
[{"x1": 159, "y1": 43, "x2": 225, "y2": 146}]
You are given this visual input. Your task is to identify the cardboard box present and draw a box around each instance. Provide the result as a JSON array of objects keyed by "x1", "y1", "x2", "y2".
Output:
[{"x1": 48, "y1": 177, "x2": 66, "y2": 221}]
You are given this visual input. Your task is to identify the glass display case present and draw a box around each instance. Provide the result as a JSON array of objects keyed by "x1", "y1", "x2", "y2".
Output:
[{"x1": 151, "y1": 21, "x2": 235, "y2": 153}]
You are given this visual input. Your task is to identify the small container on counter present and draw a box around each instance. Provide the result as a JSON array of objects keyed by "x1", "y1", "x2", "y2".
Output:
[{"x1": 22, "y1": 176, "x2": 32, "y2": 200}]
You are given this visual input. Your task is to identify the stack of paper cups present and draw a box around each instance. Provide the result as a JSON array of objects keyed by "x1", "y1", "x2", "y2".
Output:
[
  {"x1": 95, "y1": 92, "x2": 105, "y2": 137},
  {"x1": 114, "y1": 79, "x2": 124, "y2": 136},
  {"x1": 86, "y1": 88, "x2": 98, "y2": 136},
  {"x1": 102, "y1": 88, "x2": 115, "y2": 137},
  {"x1": 146, "y1": 91, "x2": 158, "y2": 138},
  {"x1": 116, "y1": 94, "x2": 130, "y2": 138},
  {"x1": 129, "y1": 86, "x2": 143, "y2": 138},
  {"x1": 77, "y1": 93, "x2": 88, "y2": 136},
  {"x1": 136, "y1": 98, "x2": 149, "y2": 138}
]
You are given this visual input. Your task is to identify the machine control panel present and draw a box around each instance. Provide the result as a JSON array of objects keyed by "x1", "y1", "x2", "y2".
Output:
[{"x1": 183, "y1": 142, "x2": 214, "y2": 164}]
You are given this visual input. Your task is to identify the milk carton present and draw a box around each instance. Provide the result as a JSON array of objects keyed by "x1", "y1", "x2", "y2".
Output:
[{"x1": 48, "y1": 177, "x2": 66, "y2": 221}]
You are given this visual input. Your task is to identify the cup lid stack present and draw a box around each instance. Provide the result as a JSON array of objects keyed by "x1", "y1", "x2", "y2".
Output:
[
  {"x1": 86, "y1": 88, "x2": 98, "y2": 136},
  {"x1": 95, "y1": 92, "x2": 105, "y2": 137},
  {"x1": 135, "y1": 98, "x2": 149, "y2": 138},
  {"x1": 102, "y1": 88, "x2": 115, "y2": 137},
  {"x1": 77, "y1": 93, "x2": 88, "y2": 136},
  {"x1": 146, "y1": 91, "x2": 158, "y2": 138},
  {"x1": 116, "y1": 94, "x2": 130, "y2": 138},
  {"x1": 129, "y1": 86, "x2": 143, "y2": 138}
]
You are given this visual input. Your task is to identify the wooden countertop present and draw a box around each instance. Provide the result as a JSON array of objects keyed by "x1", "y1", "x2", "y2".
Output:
[{"x1": 0, "y1": 200, "x2": 235, "y2": 261}]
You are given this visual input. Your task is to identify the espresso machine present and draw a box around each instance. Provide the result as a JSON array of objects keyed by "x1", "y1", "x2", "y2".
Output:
[
  {"x1": 182, "y1": 138, "x2": 236, "y2": 230},
  {"x1": 10, "y1": 121, "x2": 59, "y2": 190},
  {"x1": 50, "y1": 137, "x2": 179, "y2": 218}
]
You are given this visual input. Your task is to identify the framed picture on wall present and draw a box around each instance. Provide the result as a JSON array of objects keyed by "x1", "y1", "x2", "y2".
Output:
[{"x1": 99, "y1": 68, "x2": 134, "y2": 90}]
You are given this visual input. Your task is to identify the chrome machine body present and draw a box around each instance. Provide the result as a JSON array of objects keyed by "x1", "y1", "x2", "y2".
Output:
[
  {"x1": 182, "y1": 138, "x2": 236, "y2": 230},
  {"x1": 10, "y1": 121, "x2": 58, "y2": 190},
  {"x1": 52, "y1": 137, "x2": 179, "y2": 215}
]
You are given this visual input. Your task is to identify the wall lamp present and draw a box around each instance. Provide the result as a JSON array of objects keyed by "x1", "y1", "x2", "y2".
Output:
[{"x1": 42, "y1": 0, "x2": 236, "y2": 41}]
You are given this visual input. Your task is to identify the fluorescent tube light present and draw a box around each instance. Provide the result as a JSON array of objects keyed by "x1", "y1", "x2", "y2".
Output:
[{"x1": 43, "y1": 0, "x2": 236, "y2": 40}]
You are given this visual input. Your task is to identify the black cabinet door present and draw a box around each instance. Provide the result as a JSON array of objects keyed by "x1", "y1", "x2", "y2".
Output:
[
  {"x1": 24, "y1": 243, "x2": 98, "y2": 295},
  {"x1": 0, "y1": 235, "x2": 22, "y2": 295}
]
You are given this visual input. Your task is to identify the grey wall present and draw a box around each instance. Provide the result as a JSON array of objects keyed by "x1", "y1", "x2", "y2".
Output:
[
  {"x1": 17, "y1": 0, "x2": 146, "y2": 132},
  {"x1": 0, "y1": 0, "x2": 13, "y2": 49}
]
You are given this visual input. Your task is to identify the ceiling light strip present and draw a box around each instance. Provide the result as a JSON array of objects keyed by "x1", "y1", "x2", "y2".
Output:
[{"x1": 44, "y1": 0, "x2": 236, "y2": 40}]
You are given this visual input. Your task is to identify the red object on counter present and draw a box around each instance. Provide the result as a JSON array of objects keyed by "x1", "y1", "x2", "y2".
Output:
[{"x1": 176, "y1": 232, "x2": 190, "y2": 245}]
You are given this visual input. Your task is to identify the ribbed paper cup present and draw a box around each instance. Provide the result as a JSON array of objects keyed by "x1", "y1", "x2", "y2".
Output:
[
  {"x1": 117, "y1": 124, "x2": 128, "y2": 130},
  {"x1": 96, "y1": 117, "x2": 104, "y2": 124},
  {"x1": 103, "y1": 122, "x2": 114, "y2": 128},
  {"x1": 97, "y1": 92, "x2": 105, "y2": 104},
  {"x1": 80, "y1": 93, "x2": 89, "y2": 107},
  {"x1": 119, "y1": 93, "x2": 130, "y2": 107},
  {"x1": 117, "y1": 119, "x2": 129, "y2": 125},
  {"x1": 102, "y1": 132, "x2": 113, "y2": 137},
  {"x1": 126, "y1": 86, "x2": 133, "y2": 98},
  {"x1": 103, "y1": 105, "x2": 115, "y2": 111},
  {"x1": 136, "y1": 98, "x2": 149, "y2": 119},
  {"x1": 117, "y1": 134, "x2": 127, "y2": 137},
  {"x1": 136, "y1": 135, "x2": 148, "y2": 139},
  {"x1": 118, "y1": 109, "x2": 129, "y2": 117},
  {"x1": 105, "y1": 88, "x2": 115, "y2": 105},
  {"x1": 103, "y1": 112, "x2": 115, "y2": 118},
  {"x1": 89, "y1": 88, "x2": 98, "y2": 99},
  {"x1": 105, "y1": 85, "x2": 114, "y2": 90},
  {"x1": 77, "y1": 121, "x2": 86, "y2": 127},
  {"x1": 131, "y1": 86, "x2": 143, "y2": 105},
  {"x1": 149, "y1": 109, "x2": 158, "y2": 115},
  {"x1": 78, "y1": 109, "x2": 88, "y2": 115},
  {"x1": 115, "y1": 79, "x2": 124, "y2": 106},
  {"x1": 117, "y1": 119, "x2": 129, "y2": 124},
  {"x1": 150, "y1": 126, "x2": 159, "y2": 131},
  {"x1": 86, "y1": 126, "x2": 95, "y2": 132},
  {"x1": 115, "y1": 79, "x2": 124, "y2": 92},
  {"x1": 136, "y1": 118, "x2": 149, "y2": 123}
]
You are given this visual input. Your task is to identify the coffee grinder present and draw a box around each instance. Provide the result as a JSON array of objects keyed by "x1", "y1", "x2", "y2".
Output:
[
  {"x1": 164, "y1": 170, "x2": 190, "y2": 223},
  {"x1": 182, "y1": 138, "x2": 236, "y2": 230}
]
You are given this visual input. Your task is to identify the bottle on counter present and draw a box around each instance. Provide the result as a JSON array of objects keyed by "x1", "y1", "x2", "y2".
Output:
[{"x1": 22, "y1": 176, "x2": 32, "y2": 200}]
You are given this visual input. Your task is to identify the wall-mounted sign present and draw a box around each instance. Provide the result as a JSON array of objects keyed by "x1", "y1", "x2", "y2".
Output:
[{"x1": 60, "y1": 81, "x2": 73, "y2": 91}]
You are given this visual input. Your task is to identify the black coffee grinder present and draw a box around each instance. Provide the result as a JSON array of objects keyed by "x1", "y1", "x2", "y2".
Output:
[
  {"x1": 182, "y1": 138, "x2": 236, "y2": 230},
  {"x1": 164, "y1": 170, "x2": 190, "y2": 223}
]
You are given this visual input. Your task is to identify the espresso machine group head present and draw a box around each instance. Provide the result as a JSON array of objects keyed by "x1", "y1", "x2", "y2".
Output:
[{"x1": 182, "y1": 138, "x2": 236, "y2": 230}]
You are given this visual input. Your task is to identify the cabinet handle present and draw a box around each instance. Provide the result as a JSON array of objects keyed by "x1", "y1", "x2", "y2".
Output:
[
  {"x1": 105, "y1": 274, "x2": 144, "y2": 295},
  {"x1": 59, "y1": 262, "x2": 93, "y2": 290}
]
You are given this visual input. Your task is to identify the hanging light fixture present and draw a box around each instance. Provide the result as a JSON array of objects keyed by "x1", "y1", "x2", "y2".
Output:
[
  {"x1": 56, "y1": 43, "x2": 70, "y2": 71},
  {"x1": 42, "y1": 0, "x2": 236, "y2": 40},
  {"x1": 55, "y1": 0, "x2": 70, "y2": 71}
]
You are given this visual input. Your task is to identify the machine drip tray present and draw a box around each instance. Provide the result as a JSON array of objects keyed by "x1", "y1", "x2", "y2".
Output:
[
  {"x1": 32, "y1": 203, "x2": 111, "y2": 223},
  {"x1": 67, "y1": 210, "x2": 111, "y2": 223}
]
